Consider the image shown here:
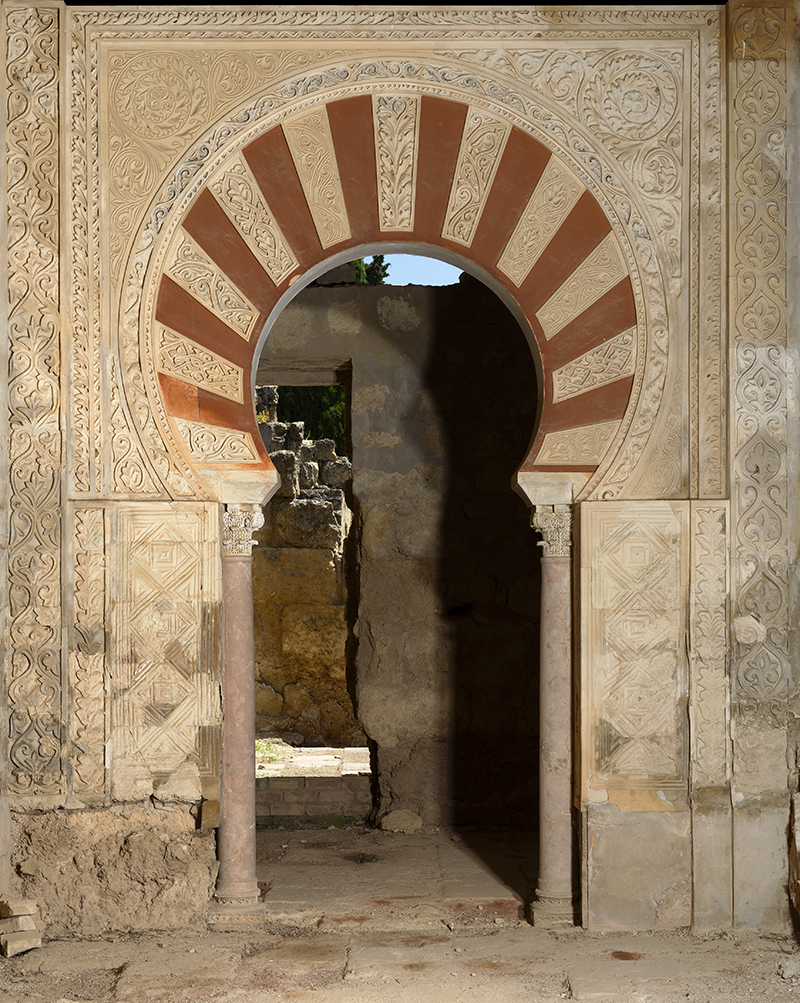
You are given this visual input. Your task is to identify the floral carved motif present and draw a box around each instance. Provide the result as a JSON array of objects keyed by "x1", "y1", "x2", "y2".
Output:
[
  {"x1": 72, "y1": 509, "x2": 107, "y2": 795},
  {"x1": 441, "y1": 108, "x2": 510, "y2": 247},
  {"x1": 175, "y1": 419, "x2": 260, "y2": 464},
  {"x1": 730, "y1": 7, "x2": 788, "y2": 724},
  {"x1": 5, "y1": 5, "x2": 64, "y2": 797},
  {"x1": 282, "y1": 108, "x2": 350, "y2": 248},
  {"x1": 209, "y1": 156, "x2": 298, "y2": 286},
  {"x1": 536, "y1": 232, "x2": 627, "y2": 341},
  {"x1": 551, "y1": 328, "x2": 637, "y2": 404},
  {"x1": 166, "y1": 231, "x2": 259, "y2": 341},
  {"x1": 537, "y1": 420, "x2": 621, "y2": 466},
  {"x1": 156, "y1": 325, "x2": 244, "y2": 404},
  {"x1": 373, "y1": 94, "x2": 420, "y2": 231},
  {"x1": 497, "y1": 156, "x2": 584, "y2": 288}
]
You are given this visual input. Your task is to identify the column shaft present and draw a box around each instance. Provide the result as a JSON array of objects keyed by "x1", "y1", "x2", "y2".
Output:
[
  {"x1": 531, "y1": 504, "x2": 576, "y2": 926},
  {"x1": 216, "y1": 554, "x2": 259, "y2": 903}
]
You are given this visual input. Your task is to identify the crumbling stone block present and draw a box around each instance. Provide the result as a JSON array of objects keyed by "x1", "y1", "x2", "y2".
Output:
[
  {"x1": 0, "y1": 899, "x2": 36, "y2": 917},
  {"x1": 1, "y1": 931, "x2": 41, "y2": 957}
]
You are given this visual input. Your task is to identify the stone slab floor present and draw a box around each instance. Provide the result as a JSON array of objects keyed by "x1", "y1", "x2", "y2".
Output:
[{"x1": 2, "y1": 826, "x2": 799, "y2": 1002}]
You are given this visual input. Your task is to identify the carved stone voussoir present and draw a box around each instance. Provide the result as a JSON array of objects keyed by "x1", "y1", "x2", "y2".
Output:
[
  {"x1": 222, "y1": 504, "x2": 265, "y2": 557},
  {"x1": 532, "y1": 505, "x2": 572, "y2": 558}
]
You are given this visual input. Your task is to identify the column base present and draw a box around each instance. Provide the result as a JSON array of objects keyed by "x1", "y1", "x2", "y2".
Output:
[
  {"x1": 530, "y1": 893, "x2": 577, "y2": 928},
  {"x1": 207, "y1": 898, "x2": 266, "y2": 931}
]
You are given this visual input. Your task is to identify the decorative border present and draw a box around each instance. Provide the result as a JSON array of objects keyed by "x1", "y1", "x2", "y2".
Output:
[
  {"x1": 5, "y1": 5, "x2": 64, "y2": 798},
  {"x1": 729, "y1": 6, "x2": 789, "y2": 725}
]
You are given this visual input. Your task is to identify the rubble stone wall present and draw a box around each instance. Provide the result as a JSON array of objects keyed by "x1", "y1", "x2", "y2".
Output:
[{"x1": 253, "y1": 422, "x2": 365, "y2": 747}]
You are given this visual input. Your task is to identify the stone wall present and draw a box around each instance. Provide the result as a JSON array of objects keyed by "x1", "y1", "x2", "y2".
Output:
[
  {"x1": 258, "y1": 278, "x2": 541, "y2": 828},
  {"x1": 252, "y1": 421, "x2": 365, "y2": 747}
]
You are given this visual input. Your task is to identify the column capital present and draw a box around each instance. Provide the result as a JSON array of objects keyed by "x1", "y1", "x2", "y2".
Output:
[
  {"x1": 222, "y1": 503, "x2": 264, "y2": 557},
  {"x1": 531, "y1": 504, "x2": 572, "y2": 558}
]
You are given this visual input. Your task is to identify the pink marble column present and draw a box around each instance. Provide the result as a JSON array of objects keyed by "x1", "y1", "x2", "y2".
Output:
[
  {"x1": 214, "y1": 503, "x2": 264, "y2": 920},
  {"x1": 531, "y1": 504, "x2": 576, "y2": 926}
]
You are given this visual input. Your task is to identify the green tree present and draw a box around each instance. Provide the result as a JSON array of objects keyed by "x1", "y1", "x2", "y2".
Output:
[
  {"x1": 351, "y1": 254, "x2": 390, "y2": 285},
  {"x1": 277, "y1": 385, "x2": 348, "y2": 457}
]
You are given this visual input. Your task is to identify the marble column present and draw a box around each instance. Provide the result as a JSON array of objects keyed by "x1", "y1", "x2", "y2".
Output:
[
  {"x1": 531, "y1": 504, "x2": 576, "y2": 926},
  {"x1": 213, "y1": 503, "x2": 265, "y2": 924}
]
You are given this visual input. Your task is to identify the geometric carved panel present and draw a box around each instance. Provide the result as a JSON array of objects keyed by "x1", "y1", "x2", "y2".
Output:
[
  {"x1": 111, "y1": 504, "x2": 221, "y2": 800},
  {"x1": 582, "y1": 501, "x2": 689, "y2": 791}
]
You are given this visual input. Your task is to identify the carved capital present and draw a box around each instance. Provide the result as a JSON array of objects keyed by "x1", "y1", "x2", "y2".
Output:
[
  {"x1": 531, "y1": 504, "x2": 572, "y2": 558},
  {"x1": 222, "y1": 503, "x2": 264, "y2": 557}
]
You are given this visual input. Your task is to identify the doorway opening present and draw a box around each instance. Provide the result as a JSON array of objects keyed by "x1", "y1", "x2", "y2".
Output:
[{"x1": 250, "y1": 255, "x2": 542, "y2": 918}]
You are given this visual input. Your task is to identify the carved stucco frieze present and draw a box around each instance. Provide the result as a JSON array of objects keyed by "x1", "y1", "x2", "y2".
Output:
[
  {"x1": 730, "y1": 6, "x2": 789, "y2": 727},
  {"x1": 222, "y1": 504, "x2": 265, "y2": 557},
  {"x1": 5, "y1": 5, "x2": 64, "y2": 798},
  {"x1": 531, "y1": 505, "x2": 572, "y2": 559}
]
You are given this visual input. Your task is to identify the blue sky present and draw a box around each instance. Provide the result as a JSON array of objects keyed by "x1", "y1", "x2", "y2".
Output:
[{"x1": 382, "y1": 254, "x2": 462, "y2": 286}]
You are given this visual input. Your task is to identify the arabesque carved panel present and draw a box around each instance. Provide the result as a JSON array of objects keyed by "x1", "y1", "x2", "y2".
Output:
[
  {"x1": 156, "y1": 324, "x2": 244, "y2": 404},
  {"x1": 552, "y1": 328, "x2": 637, "y2": 404}
]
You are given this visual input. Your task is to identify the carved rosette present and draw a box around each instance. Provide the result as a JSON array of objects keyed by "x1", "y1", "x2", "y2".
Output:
[
  {"x1": 222, "y1": 504, "x2": 265, "y2": 557},
  {"x1": 532, "y1": 505, "x2": 572, "y2": 558}
]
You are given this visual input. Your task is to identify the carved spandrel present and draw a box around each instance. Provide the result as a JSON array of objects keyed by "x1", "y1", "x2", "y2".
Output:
[{"x1": 6, "y1": 4, "x2": 64, "y2": 797}]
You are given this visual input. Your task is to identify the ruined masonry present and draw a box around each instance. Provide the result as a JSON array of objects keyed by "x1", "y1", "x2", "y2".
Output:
[{"x1": 1, "y1": 2, "x2": 798, "y2": 936}]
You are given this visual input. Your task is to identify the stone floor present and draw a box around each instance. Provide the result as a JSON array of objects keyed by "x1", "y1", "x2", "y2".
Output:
[{"x1": 2, "y1": 825, "x2": 799, "y2": 1002}]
